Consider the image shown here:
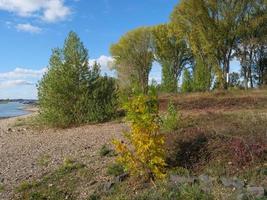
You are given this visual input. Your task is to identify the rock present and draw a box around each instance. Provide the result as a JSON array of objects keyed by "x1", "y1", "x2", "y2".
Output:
[
  {"x1": 198, "y1": 175, "x2": 214, "y2": 193},
  {"x1": 7, "y1": 128, "x2": 12, "y2": 132},
  {"x1": 220, "y1": 177, "x2": 244, "y2": 190},
  {"x1": 170, "y1": 175, "x2": 197, "y2": 185},
  {"x1": 115, "y1": 173, "x2": 129, "y2": 183},
  {"x1": 0, "y1": 177, "x2": 4, "y2": 183},
  {"x1": 247, "y1": 186, "x2": 265, "y2": 198},
  {"x1": 103, "y1": 181, "x2": 115, "y2": 191}
]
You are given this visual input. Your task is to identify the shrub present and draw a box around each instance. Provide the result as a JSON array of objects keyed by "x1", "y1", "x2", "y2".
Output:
[
  {"x1": 38, "y1": 32, "x2": 118, "y2": 127},
  {"x1": 162, "y1": 101, "x2": 181, "y2": 132},
  {"x1": 99, "y1": 144, "x2": 115, "y2": 157},
  {"x1": 229, "y1": 137, "x2": 266, "y2": 167},
  {"x1": 107, "y1": 163, "x2": 125, "y2": 177},
  {"x1": 113, "y1": 94, "x2": 166, "y2": 181}
]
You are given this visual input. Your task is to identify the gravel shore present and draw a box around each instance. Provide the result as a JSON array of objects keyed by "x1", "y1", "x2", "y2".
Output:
[{"x1": 0, "y1": 114, "x2": 126, "y2": 199}]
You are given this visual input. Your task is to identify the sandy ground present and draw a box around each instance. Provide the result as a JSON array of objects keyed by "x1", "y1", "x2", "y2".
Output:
[{"x1": 0, "y1": 114, "x2": 126, "y2": 200}]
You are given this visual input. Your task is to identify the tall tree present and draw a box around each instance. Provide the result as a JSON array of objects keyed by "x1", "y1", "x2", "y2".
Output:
[
  {"x1": 38, "y1": 32, "x2": 118, "y2": 127},
  {"x1": 152, "y1": 24, "x2": 191, "y2": 93},
  {"x1": 110, "y1": 27, "x2": 154, "y2": 94},
  {"x1": 181, "y1": 68, "x2": 193, "y2": 93},
  {"x1": 236, "y1": 0, "x2": 267, "y2": 88},
  {"x1": 171, "y1": 0, "x2": 259, "y2": 89}
]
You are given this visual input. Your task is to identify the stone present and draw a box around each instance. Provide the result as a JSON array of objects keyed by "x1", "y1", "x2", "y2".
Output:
[
  {"x1": 7, "y1": 128, "x2": 12, "y2": 132},
  {"x1": 104, "y1": 181, "x2": 115, "y2": 191},
  {"x1": 0, "y1": 177, "x2": 4, "y2": 183},
  {"x1": 247, "y1": 186, "x2": 265, "y2": 198},
  {"x1": 198, "y1": 175, "x2": 214, "y2": 193},
  {"x1": 170, "y1": 175, "x2": 197, "y2": 185},
  {"x1": 115, "y1": 173, "x2": 129, "y2": 183},
  {"x1": 220, "y1": 177, "x2": 244, "y2": 190}
]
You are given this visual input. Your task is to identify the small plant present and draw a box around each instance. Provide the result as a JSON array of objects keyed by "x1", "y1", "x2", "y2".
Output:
[
  {"x1": 107, "y1": 163, "x2": 125, "y2": 177},
  {"x1": 229, "y1": 137, "x2": 266, "y2": 167},
  {"x1": 37, "y1": 154, "x2": 51, "y2": 167},
  {"x1": 113, "y1": 94, "x2": 166, "y2": 181},
  {"x1": 162, "y1": 101, "x2": 181, "y2": 132},
  {"x1": 0, "y1": 184, "x2": 4, "y2": 193},
  {"x1": 99, "y1": 144, "x2": 115, "y2": 157}
]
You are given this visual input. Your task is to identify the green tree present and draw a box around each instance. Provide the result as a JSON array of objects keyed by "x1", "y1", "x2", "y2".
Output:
[
  {"x1": 193, "y1": 58, "x2": 212, "y2": 92},
  {"x1": 110, "y1": 27, "x2": 154, "y2": 94},
  {"x1": 229, "y1": 72, "x2": 241, "y2": 88},
  {"x1": 38, "y1": 32, "x2": 117, "y2": 127},
  {"x1": 171, "y1": 0, "x2": 263, "y2": 89},
  {"x1": 152, "y1": 24, "x2": 191, "y2": 93},
  {"x1": 181, "y1": 68, "x2": 193, "y2": 93}
]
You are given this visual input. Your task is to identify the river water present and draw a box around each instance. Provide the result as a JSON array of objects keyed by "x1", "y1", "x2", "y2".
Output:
[{"x1": 0, "y1": 102, "x2": 29, "y2": 118}]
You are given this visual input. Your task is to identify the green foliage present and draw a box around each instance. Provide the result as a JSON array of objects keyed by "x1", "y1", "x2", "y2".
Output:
[
  {"x1": 107, "y1": 163, "x2": 125, "y2": 177},
  {"x1": 106, "y1": 181, "x2": 213, "y2": 200},
  {"x1": 162, "y1": 101, "x2": 181, "y2": 132},
  {"x1": 193, "y1": 58, "x2": 212, "y2": 92},
  {"x1": 38, "y1": 32, "x2": 118, "y2": 127},
  {"x1": 229, "y1": 72, "x2": 241, "y2": 88},
  {"x1": 99, "y1": 144, "x2": 115, "y2": 157},
  {"x1": 181, "y1": 68, "x2": 193, "y2": 93},
  {"x1": 152, "y1": 24, "x2": 191, "y2": 93},
  {"x1": 110, "y1": 27, "x2": 154, "y2": 94},
  {"x1": 113, "y1": 94, "x2": 166, "y2": 180}
]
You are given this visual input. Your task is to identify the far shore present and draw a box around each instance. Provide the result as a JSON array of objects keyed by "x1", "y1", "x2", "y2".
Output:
[{"x1": 0, "y1": 104, "x2": 38, "y2": 120}]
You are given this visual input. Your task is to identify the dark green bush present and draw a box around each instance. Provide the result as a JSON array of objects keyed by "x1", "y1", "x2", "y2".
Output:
[
  {"x1": 38, "y1": 32, "x2": 118, "y2": 127},
  {"x1": 107, "y1": 163, "x2": 125, "y2": 177}
]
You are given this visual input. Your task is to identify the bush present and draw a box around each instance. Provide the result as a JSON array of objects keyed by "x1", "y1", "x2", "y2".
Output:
[
  {"x1": 229, "y1": 137, "x2": 266, "y2": 167},
  {"x1": 99, "y1": 144, "x2": 115, "y2": 157},
  {"x1": 107, "y1": 163, "x2": 125, "y2": 177},
  {"x1": 162, "y1": 101, "x2": 181, "y2": 132},
  {"x1": 113, "y1": 94, "x2": 166, "y2": 181},
  {"x1": 38, "y1": 32, "x2": 118, "y2": 127}
]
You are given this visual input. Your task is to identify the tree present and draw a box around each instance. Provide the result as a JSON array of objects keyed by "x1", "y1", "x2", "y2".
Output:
[
  {"x1": 236, "y1": 0, "x2": 267, "y2": 88},
  {"x1": 110, "y1": 27, "x2": 154, "y2": 94},
  {"x1": 152, "y1": 24, "x2": 191, "y2": 93},
  {"x1": 171, "y1": 0, "x2": 262, "y2": 89},
  {"x1": 38, "y1": 32, "x2": 118, "y2": 127},
  {"x1": 229, "y1": 72, "x2": 241, "y2": 88},
  {"x1": 181, "y1": 68, "x2": 193, "y2": 93}
]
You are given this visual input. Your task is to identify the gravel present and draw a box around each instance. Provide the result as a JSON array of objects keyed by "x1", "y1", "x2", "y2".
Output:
[{"x1": 0, "y1": 115, "x2": 126, "y2": 200}]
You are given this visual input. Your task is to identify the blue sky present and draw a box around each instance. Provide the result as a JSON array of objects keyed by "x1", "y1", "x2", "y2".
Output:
[{"x1": 0, "y1": 0, "x2": 240, "y2": 99}]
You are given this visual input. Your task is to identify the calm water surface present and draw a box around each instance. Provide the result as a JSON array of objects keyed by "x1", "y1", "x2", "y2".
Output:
[{"x1": 0, "y1": 102, "x2": 29, "y2": 118}]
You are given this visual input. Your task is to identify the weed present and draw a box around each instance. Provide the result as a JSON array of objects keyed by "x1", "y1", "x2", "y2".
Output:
[
  {"x1": 107, "y1": 163, "x2": 125, "y2": 177},
  {"x1": 37, "y1": 154, "x2": 51, "y2": 167},
  {"x1": 99, "y1": 145, "x2": 116, "y2": 157},
  {"x1": 162, "y1": 101, "x2": 181, "y2": 132},
  {"x1": 0, "y1": 184, "x2": 4, "y2": 193},
  {"x1": 16, "y1": 160, "x2": 91, "y2": 200}
]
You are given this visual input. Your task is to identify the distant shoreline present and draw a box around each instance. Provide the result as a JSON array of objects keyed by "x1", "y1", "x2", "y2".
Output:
[{"x1": 0, "y1": 104, "x2": 38, "y2": 120}]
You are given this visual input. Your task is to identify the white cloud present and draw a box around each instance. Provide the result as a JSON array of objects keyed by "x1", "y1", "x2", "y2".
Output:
[
  {"x1": 0, "y1": 67, "x2": 47, "y2": 79},
  {"x1": 0, "y1": 0, "x2": 71, "y2": 22},
  {"x1": 0, "y1": 80, "x2": 33, "y2": 89},
  {"x1": 89, "y1": 55, "x2": 114, "y2": 72},
  {"x1": 16, "y1": 23, "x2": 42, "y2": 33}
]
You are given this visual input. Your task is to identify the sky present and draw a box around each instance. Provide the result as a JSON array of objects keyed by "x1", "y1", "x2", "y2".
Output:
[{"x1": 0, "y1": 0, "x2": 240, "y2": 99}]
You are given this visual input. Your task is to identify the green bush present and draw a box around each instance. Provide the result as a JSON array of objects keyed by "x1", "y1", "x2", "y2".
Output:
[
  {"x1": 38, "y1": 32, "x2": 118, "y2": 127},
  {"x1": 99, "y1": 144, "x2": 116, "y2": 157},
  {"x1": 162, "y1": 102, "x2": 181, "y2": 132},
  {"x1": 107, "y1": 163, "x2": 125, "y2": 177}
]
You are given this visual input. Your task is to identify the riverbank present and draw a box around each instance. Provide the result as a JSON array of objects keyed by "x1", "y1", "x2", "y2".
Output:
[{"x1": 0, "y1": 114, "x2": 126, "y2": 200}]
